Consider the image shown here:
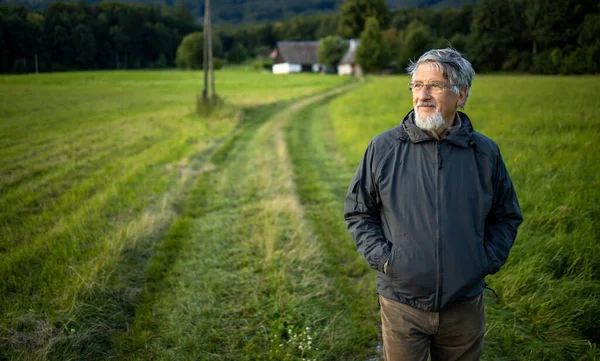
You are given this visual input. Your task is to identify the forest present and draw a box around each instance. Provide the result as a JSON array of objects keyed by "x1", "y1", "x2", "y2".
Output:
[
  {"x1": 0, "y1": 0, "x2": 598, "y2": 74},
  {"x1": 0, "y1": 0, "x2": 477, "y2": 23}
]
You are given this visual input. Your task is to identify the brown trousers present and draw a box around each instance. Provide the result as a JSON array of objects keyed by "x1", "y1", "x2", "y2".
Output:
[{"x1": 379, "y1": 293, "x2": 485, "y2": 361}]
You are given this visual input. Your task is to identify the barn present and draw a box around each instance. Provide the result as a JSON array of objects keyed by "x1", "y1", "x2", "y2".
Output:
[{"x1": 271, "y1": 41, "x2": 322, "y2": 74}]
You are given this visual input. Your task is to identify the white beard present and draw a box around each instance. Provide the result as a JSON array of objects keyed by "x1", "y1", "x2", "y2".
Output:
[{"x1": 414, "y1": 105, "x2": 445, "y2": 131}]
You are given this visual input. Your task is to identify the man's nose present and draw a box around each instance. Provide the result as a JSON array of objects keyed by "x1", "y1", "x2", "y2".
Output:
[{"x1": 417, "y1": 86, "x2": 432, "y2": 98}]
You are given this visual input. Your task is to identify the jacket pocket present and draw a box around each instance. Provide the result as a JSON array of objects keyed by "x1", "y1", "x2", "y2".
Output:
[
  {"x1": 386, "y1": 244, "x2": 395, "y2": 278},
  {"x1": 386, "y1": 239, "x2": 436, "y2": 297}
]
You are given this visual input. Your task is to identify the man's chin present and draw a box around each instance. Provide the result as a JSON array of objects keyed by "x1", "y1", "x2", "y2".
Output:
[
  {"x1": 416, "y1": 109, "x2": 437, "y2": 120},
  {"x1": 415, "y1": 112, "x2": 444, "y2": 131}
]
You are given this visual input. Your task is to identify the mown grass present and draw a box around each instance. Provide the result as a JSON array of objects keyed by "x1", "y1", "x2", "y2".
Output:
[
  {"x1": 0, "y1": 69, "x2": 351, "y2": 359},
  {"x1": 286, "y1": 93, "x2": 382, "y2": 360},
  {"x1": 329, "y1": 75, "x2": 600, "y2": 360},
  {"x1": 113, "y1": 86, "x2": 370, "y2": 360}
]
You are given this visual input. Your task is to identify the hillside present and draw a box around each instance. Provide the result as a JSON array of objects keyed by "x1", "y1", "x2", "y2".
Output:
[{"x1": 0, "y1": 0, "x2": 479, "y2": 23}]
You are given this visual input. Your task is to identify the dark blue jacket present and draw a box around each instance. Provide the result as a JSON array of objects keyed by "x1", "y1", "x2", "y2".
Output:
[{"x1": 344, "y1": 111, "x2": 523, "y2": 311}]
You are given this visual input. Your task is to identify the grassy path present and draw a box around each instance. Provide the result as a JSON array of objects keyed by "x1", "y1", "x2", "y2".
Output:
[{"x1": 111, "y1": 83, "x2": 384, "y2": 360}]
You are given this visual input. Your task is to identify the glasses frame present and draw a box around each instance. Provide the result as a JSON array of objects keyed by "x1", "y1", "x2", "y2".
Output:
[{"x1": 408, "y1": 81, "x2": 457, "y2": 93}]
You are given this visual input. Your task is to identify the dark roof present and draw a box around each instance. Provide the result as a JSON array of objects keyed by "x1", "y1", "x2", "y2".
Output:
[{"x1": 275, "y1": 41, "x2": 320, "y2": 65}]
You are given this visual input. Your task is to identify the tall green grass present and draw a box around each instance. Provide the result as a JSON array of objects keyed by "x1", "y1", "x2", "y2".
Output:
[
  {"x1": 0, "y1": 69, "x2": 351, "y2": 359},
  {"x1": 329, "y1": 75, "x2": 600, "y2": 360}
]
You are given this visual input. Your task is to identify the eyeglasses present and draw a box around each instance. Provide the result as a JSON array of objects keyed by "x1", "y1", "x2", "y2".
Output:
[{"x1": 408, "y1": 81, "x2": 456, "y2": 93}]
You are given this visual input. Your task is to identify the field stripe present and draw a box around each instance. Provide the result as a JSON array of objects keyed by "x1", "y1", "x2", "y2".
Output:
[{"x1": 285, "y1": 95, "x2": 384, "y2": 360}]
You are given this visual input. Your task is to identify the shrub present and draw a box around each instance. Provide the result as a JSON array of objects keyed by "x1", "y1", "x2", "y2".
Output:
[
  {"x1": 213, "y1": 57, "x2": 223, "y2": 70},
  {"x1": 155, "y1": 53, "x2": 168, "y2": 69},
  {"x1": 176, "y1": 32, "x2": 203, "y2": 70},
  {"x1": 252, "y1": 58, "x2": 263, "y2": 72},
  {"x1": 318, "y1": 35, "x2": 348, "y2": 68},
  {"x1": 226, "y1": 43, "x2": 248, "y2": 64}
]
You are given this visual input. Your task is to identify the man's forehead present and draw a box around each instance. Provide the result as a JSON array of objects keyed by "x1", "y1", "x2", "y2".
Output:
[{"x1": 413, "y1": 62, "x2": 447, "y2": 81}]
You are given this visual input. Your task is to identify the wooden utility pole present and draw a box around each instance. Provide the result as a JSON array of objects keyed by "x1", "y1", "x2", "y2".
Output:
[
  {"x1": 208, "y1": 0, "x2": 216, "y2": 101},
  {"x1": 202, "y1": 0, "x2": 209, "y2": 101}
]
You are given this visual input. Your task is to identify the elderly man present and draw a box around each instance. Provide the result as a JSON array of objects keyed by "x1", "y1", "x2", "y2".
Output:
[{"x1": 344, "y1": 48, "x2": 523, "y2": 360}]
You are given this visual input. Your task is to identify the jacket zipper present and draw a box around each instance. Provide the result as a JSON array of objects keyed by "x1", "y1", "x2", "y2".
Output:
[{"x1": 435, "y1": 141, "x2": 442, "y2": 310}]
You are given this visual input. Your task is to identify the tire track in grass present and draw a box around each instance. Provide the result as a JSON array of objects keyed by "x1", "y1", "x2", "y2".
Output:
[
  {"x1": 114, "y1": 100, "x2": 296, "y2": 360},
  {"x1": 115, "y1": 84, "x2": 377, "y2": 361},
  {"x1": 285, "y1": 95, "x2": 383, "y2": 360}
]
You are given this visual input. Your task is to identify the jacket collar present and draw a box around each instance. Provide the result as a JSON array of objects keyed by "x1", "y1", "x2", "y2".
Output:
[{"x1": 399, "y1": 110, "x2": 473, "y2": 148}]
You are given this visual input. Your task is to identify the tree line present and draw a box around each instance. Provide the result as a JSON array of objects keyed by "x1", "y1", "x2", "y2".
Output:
[
  {"x1": 0, "y1": 0, "x2": 598, "y2": 74},
  {"x1": 0, "y1": 1, "x2": 197, "y2": 73},
  {"x1": 0, "y1": 0, "x2": 473, "y2": 25},
  {"x1": 339, "y1": 0, "x2": 599, "y2": 74}
]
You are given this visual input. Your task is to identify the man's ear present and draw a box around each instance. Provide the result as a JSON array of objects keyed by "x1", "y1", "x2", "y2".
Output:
[{"x1": 457, "y1": 88, "x2": 467, "y2": 107}]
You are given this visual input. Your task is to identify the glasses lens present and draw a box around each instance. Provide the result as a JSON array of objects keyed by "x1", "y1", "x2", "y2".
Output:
[
  {"x1": 410, "y1": 83, "x2": 423, "y2": 92},
  {"x1": 410, "y1": 82, "x2": 449, "y2": 93},
  {"x1": 429, "y1": 83, "x2": 443, "y2": 93}
]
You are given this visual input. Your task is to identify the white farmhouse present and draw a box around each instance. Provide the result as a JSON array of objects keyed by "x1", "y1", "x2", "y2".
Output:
[{"x1": 272, "y1": 41, "x2": 322, "y2": 74}]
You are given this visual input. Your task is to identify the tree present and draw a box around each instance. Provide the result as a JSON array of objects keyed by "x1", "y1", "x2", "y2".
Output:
[
  {"x1": 381, "y1": 27, "x2": 402, "y2": 72},
  {"x1": 110, "y1": 24, "x2": 129, "y2": 68},
  {"x1": 316, "y1": 14, "x2": 339, "y2": 39},
  {"x1": 226, "y1": 42, "x2": 248, "y2": 64},
  {"x1": 338, "y1": 0, "x2": 390, "y2": 39},
  {"x1": 26, "y1": 12, "x2": 46, "y2": 70},
  {"x1": 399, "y1": 20, "x2": 436, "y2": 68},
  {"x1": 148, "y1": 22, "x2": 174, "y2": 64},
  {"x1": 318, "y1": 35, "x2": 348, "y2": 68},
  {"x1": 356, "y1": 17, "x2": 389, "y2": 73},
  {"x1": 176, "y1": 31, "x2": 203, "y2": 69},
  {"x1": 174, "y1": 31, "x2": 222, "y2": 70},
  {"x1": 467, "y1": 0, "x2": 524, "y2": 72},
  {"x1": 72, "y1": 24, "x2": 96, "y2": 68},
  {"x1": 52, "y1": 25, "x2": 73, "y2": 69},
  {"x1": 0, "y1": 22, "x2": 6, "y2": 72},
  {"x1": 577, "y1": 13, "x2": 600, "y2": 73},
  {"x1": 524, "y1": 0, "x2": 567, "y2": 57},
  {"x1": 155, "y1": 53, "x2": 168, "y2": 68}
]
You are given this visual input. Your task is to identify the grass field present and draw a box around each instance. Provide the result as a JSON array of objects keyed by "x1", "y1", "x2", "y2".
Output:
[{"x1": 0, "y1": 69, "x2": 598, "y2": 360}]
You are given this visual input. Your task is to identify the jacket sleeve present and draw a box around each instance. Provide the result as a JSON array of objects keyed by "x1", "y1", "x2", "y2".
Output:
[
  {"x1": 484, "y1": 147, "x2": 523, "y2": 274},
  {"x1": 344, "y1": 141, "x2": 390, "y2": 273}
]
